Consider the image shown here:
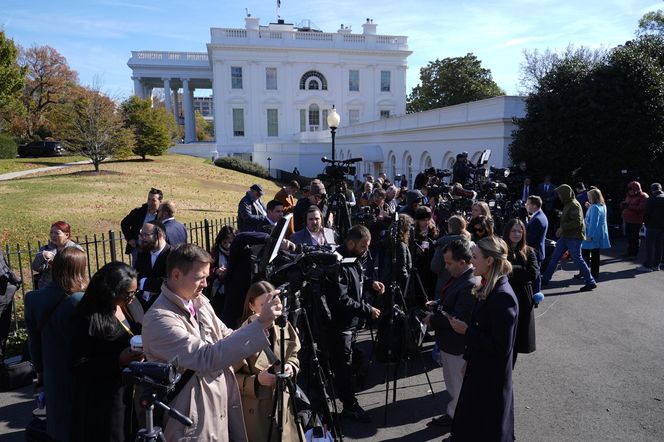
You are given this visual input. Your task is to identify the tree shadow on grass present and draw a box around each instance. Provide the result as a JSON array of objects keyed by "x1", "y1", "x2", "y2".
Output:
[{"x1": 103, "y1": 158, "x2": 156, "y2": 165}]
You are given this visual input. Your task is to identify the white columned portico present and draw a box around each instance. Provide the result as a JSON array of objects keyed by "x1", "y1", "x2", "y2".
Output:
[
  {"x1": 132, "y1": 77, "x2": 145, "y2": 99},
  {"x1": 172, "y1": 89, "x2": 180, "y2": 122},
  {"x1": 162, "y1": 78, "x2": 172, "y2": 112},
  {"x1": 182, "y1": 78, "x2": 196, "y2": 143}
]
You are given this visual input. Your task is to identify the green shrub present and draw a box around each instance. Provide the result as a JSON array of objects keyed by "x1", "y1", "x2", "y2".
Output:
[
  {"x1": 5, "y1": 328, "x2": 28, "y2": 358},
  {"x1": 214, "y1": 156, "x2": 269, "y2": 178},
  {"x1": 0, "y1": 133, "x2": 18, "y2": 159}
]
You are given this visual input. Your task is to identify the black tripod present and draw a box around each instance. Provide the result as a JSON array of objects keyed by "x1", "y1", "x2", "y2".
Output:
[
  {"x1": 135, "y1": 390, "x2": 193, "y2": 442},
  {"x1": 267, "y1": 313, "x2": 305, "y2": 442},
  {"x1": 378, "y1": 219, "x2": 435, "y2": 426},
  {"x1": 296, "y1": 300, "x2": 344, "y2": 441}
]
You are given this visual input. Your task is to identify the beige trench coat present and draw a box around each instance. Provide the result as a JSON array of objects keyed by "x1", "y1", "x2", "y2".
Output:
[
  {"x1": 233, "y1": 316, "x2": 303, "y2": 442},
  {"x1": 143, "y1": 283, "x2": 268, "y2": 441}
]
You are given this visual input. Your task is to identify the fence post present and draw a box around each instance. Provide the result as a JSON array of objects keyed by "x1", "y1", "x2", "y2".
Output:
[
  {"x1": 204, "y1": 219, "x2": 211, "y2": 252},
  {"x1": 109, "y1": 230, "x2": 117, "y2": 262}
]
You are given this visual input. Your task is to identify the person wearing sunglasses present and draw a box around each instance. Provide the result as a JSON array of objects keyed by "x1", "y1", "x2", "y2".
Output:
[
  {"x1": 468, "y1": 215, "x2": 495, "y2": 242},
  {"x1": 70, "y1": 262, "x2": 144, "y2": 441}
]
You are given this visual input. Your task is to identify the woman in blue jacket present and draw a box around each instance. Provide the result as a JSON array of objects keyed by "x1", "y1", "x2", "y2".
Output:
[{"x1": 581, "y1": 188, "x2": 611, "y2": 279}]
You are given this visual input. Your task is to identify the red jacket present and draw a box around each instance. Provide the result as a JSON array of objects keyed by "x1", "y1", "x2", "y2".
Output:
[{"x1": 622, "y1": 181, "x2": 649, "y2": 224}]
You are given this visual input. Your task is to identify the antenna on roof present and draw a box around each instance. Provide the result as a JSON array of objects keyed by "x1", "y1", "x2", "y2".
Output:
[{"x1": 245, "y1": 8, "x2": 251, "y2": 17}]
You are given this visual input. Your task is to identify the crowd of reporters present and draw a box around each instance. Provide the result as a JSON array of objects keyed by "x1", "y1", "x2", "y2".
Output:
[{"x1": 14, "y1": 160, "x2": 664, "y2": 441}]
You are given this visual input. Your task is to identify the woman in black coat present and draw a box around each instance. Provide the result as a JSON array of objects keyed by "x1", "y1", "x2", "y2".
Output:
[
  {"x1": 70, "y1": 262, "x2": 144, "y2": 442},
  {"x1": 503, "y1": 218, "x2": 538, "y2": 366},
  {"x1": 448, "y1": 236, "x2": 519, "y2": 442}
]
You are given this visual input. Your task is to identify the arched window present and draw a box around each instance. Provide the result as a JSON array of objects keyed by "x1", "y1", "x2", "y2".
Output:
[
  {"x1": 308, "y1": 103, "x2": 320, "y2": 130},
  {"x1": 404, "y1": 153, "x2": 413, "y2": 186},
  {"x1": 421, "y1": 152, "x2": 432, "y2": 170},
  {"x1": 300, "y1": 71, "x2": 328, "y2": 90}
]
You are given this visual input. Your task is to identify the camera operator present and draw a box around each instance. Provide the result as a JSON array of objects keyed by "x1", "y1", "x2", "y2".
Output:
[
  {"x1": 366, "y1": 188, "x2": 394, "y2": 240},
  {"x1": 325, "y1": 225, "x2": 384, "y2": 423},
  {"x1": 411, "y1": 207, "x2": 440, "y2": 302},
  {"x1": 452, "y1": 152, "x2": 472, "y2": 187},
  {"x1": 293, "y1": 180, "x2": 327, "y2": 232},
  {"x1": 142, "y1": 243, "x2": 283, "y2": 441},
  {"x1": 400, "y1": 189, "x2": 424, "y2": 218}
]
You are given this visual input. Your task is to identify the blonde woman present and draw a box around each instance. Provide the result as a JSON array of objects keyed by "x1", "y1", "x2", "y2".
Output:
[
  {"x1": 580, "y1": 188, "x2": 611, "y2": 279},
  {"x1": 470, "y1": 201, "x2": 492, "y2": 220},
  {"x1": 234, "y1": 281, "x2": 303, "y2": 442},
  {"x1": 448, "y1": 236, "x2": 518, "y2": 442}
]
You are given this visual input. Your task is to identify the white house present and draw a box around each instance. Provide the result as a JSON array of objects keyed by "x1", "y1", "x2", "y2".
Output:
[{"x1": 128, "y1": 16, "x2": 525, "y2": 178}]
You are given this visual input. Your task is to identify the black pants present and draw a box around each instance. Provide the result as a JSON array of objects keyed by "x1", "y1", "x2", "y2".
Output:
[
  {"x1": 0, "y1": 290, "x2": 14, "y2": 358},
  {"x1": 625, "y1": 223, "x2": 642, "y2": 256},
  {"x1": 326, "y1": 328, "x2": 357, "y2": 408},
  {"x1": 581, "y1": 248, "x2": 601, "y2": 279}
]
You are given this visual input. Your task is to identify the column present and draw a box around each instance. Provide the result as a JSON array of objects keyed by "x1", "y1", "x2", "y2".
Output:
[
  {"x1": 162, "y1": 78, "x2": 172, "y2": 113},
  {"x1": 182, "y1": 78, "x2": 195, "y2": 143},
  {"x1": 132, "y1": 77, "x2": 145, "y2": 99},
  {"x1": 172, "y1": 88, "x2": 180, "y2": 123}
]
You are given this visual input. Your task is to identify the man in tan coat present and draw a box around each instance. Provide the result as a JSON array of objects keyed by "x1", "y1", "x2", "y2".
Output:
[{"x1": 142, "y1": 243, "x2": 283, "y2": 441}]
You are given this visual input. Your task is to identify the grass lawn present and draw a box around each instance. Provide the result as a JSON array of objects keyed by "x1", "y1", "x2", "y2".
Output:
[
  {"x1": 0, "y1": 153, "x2": 280, "y2": 246},
  {"x1": 0, "y1": 155, "x2": 89, "y2": 174}
]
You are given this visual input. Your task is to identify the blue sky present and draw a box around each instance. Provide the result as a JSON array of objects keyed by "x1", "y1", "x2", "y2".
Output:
[{"x1": 1, "y1": 0, "x2": 662, "y2": 99}]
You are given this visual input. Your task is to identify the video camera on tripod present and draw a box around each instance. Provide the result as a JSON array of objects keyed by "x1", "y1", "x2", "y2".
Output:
[{"x1": 123, "y1": 359, "x2": 193, "y2": 441}]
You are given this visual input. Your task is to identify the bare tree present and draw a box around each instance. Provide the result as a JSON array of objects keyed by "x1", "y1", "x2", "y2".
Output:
[{"x1": 58, "y1": 85, "x2": 134, "y2": 171}]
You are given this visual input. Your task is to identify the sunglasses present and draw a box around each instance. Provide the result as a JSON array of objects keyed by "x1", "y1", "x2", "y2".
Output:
[{"x1": 123, "y1": 290, "x2": 137, "y2": 301}]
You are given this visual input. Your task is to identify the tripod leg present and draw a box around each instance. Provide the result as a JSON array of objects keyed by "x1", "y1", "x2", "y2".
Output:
[
  {"x1": 383, "y1": 361, "x2": 391, "y2": 426},
  {"x1": 392, "y1": 363, "x2": 398, "y2": 403}
]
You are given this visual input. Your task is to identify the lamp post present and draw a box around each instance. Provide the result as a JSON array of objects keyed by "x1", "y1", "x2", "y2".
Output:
[
  {"x1": 327, "y1": 105, "x2": 341, "y2": 161},
  {"x1": 267, "y1": 157, "x2": 272, "y2": 176}
]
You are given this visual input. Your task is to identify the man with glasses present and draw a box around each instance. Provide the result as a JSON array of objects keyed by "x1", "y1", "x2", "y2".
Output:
[
  {"x1": 121, "y1": 188, "x2": 163, "y2": 265},
  {"x1": 134, "y1": 220, "x2": 171, "y2": 312}
]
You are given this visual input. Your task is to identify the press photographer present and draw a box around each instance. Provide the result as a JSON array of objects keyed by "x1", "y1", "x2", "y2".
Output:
[
  {"x1": 142, "y1": 243, "x2": 284, "y2": 440},
  {"x1": 324, "y1": 225, "x2": 384, "y2": 423}
]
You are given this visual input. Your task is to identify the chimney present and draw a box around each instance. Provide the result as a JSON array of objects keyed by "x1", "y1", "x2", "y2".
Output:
[
  {"x1": 362, "y1": 18, "x2": 377, "y2": 35},
  {"x1": 245, "y1": 16, "x2": 260, "y2": 30}
]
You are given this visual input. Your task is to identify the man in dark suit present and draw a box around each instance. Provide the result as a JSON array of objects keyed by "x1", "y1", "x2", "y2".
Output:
[
  {"x1": 519, "y1": 177, "x2": 535, "y2": 202},
  {"x1": 261, "y1": 199, "x2": 285, "y2": 233},
  {"x1": 526, "y1": 196, "x2": 549, "y2": 262},
  {"x1": 237, "y1": 184, "x2": 267, "y2": 232},
  {"x1": 121, "y1": 188, "x2": 163, "y2": 264},
  {"x1": 526, "y1": 196, "x2": 548, "y2": 293},
  {"x1": 134, "y1": 220, "x2": 171, "y2": 312},
  {"x1": 157, "y1": 200, "x2": 187, "y2": 246},
  {"x1": 424, "y1": 239, "x2": 479, "y2": 428},
  {"x1": 290, "y1": 206, "x2": 337, "y2": 247}
]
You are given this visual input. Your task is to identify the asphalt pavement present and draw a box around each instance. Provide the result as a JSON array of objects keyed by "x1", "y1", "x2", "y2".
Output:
[{"x1": 1, "y1": 241, "x2": 663, "y2": 441}]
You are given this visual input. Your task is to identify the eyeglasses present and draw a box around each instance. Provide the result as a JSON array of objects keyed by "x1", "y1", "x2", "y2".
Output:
[
  {"x1": 139, "y1": 230, "x2": 157, "y2": 237},
  {"x1": 123, "y1": 290, "x2": 137, "y2": 301},
  {"x1": 473, "y1": 227, "x2": 485, "y2": 234}
]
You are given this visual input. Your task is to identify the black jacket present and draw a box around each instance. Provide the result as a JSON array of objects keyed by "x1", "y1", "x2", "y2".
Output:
[
  {"x1": 429, "y1": 267, "x2": 478, "y2": 355},
  {"x1": 328, "y1": 244, "x2": 373, "y2": 330},
  {"x1": 120, "y1": 204, "x2": 149, "y2": 254},
  {"x1": 507, "y1": 247, "x2": 538, "y2": 354},
  {"x1": 134, "y1": 244, "x2": 171, "y2": 311},
  {"x1": 644, "y1": 191, "x2": 664, "y2": 230}
]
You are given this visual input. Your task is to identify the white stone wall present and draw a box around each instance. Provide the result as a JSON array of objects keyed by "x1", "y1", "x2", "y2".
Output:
[{"x1": 335, "y1": 96, "x2": 527, "y2": 184}]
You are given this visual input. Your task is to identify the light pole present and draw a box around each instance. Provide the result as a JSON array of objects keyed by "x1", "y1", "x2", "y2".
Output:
[
  {"x1": 267, "y1": 157, "x2": 272, "y2": 176},
  {"x1": 327, "y1": 105, "x2": 341, "y2": 161}
]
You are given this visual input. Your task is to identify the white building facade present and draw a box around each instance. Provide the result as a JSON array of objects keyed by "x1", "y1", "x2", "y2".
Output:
[{"x1": 128, "y1": 16, "x2": 525, "y2": 178}]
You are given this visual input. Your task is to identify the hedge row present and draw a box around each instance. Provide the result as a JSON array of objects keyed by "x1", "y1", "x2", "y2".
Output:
[{"x1": 214, "y1": 156, "x2": 269, "y2": 179}]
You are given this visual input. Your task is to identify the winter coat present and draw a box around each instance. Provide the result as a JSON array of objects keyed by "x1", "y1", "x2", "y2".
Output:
[
  {"x1": 24, "y1": 285, "x2": 84, "y2": 441},
  {"x1": 644, "y1": 190, "x2": 664, "y2": 230},
  {"x1": 582, "y1": 204, "x2": 611, "y2": 250},
  {"x1": 507, "y1": 247, "x2": 538, "y2": 354},
  {"x1": 233, "y1": 317, "x2": 304, "y2": 442},
  {"x1": 556, "y1": 184, "x2": 585, "y2": 240},
  {"x1": 451, "y1": 276, "x2": 518, "y2": 442},
  {"x1": 622, "y1": 181, "x2": 649, "y2": 224},
  {"x1": 142, "y1": 283, "x2": 269, "y2": 441}
]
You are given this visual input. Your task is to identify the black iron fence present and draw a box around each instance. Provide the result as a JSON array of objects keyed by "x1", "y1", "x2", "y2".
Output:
[{"x1": 3, "y1": 216, "x2": 237, "y2": 298}]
